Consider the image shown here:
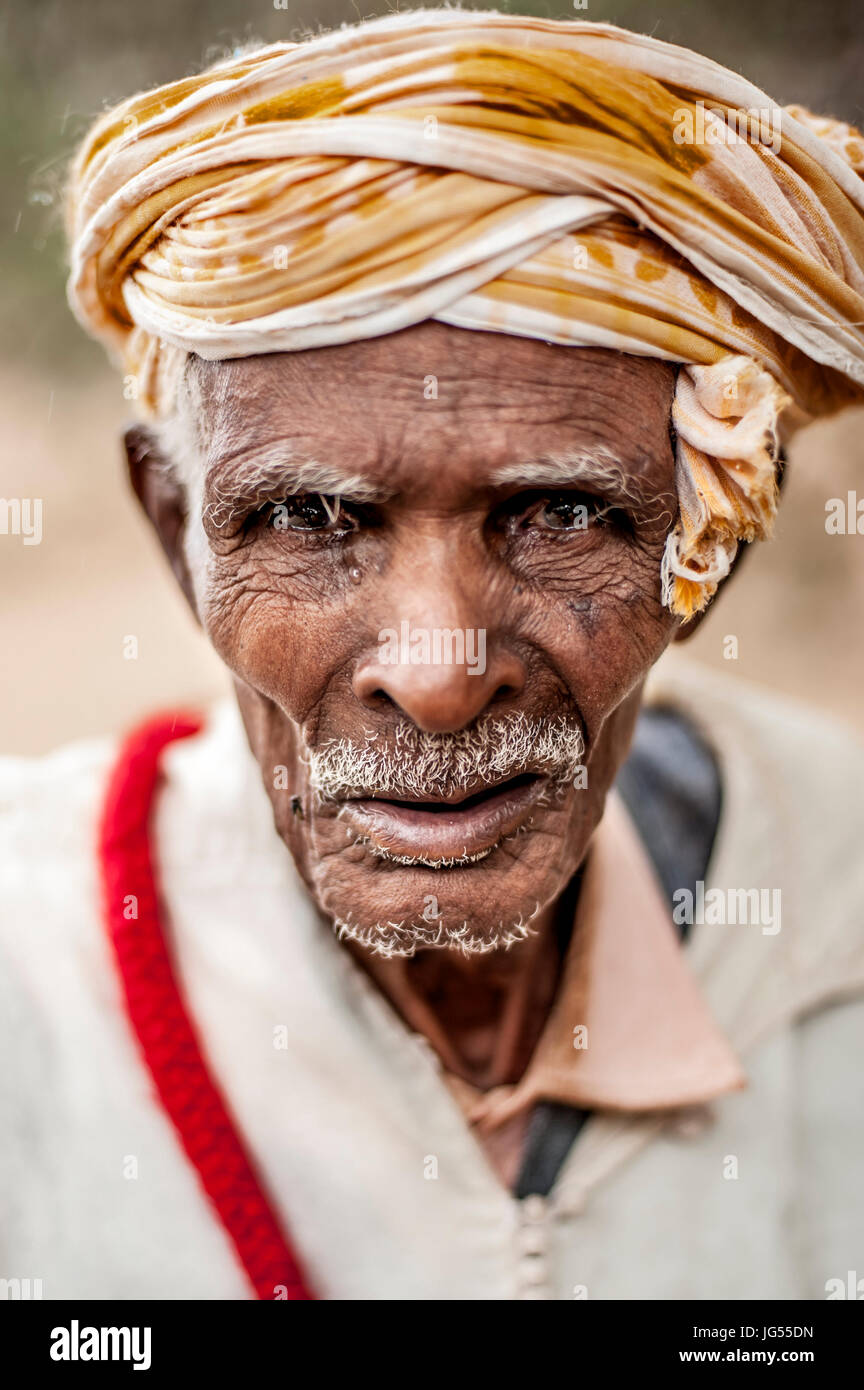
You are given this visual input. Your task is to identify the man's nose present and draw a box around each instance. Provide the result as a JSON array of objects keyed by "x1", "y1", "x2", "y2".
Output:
[{"x1": 352, "y1": 625, "x2": 526, "y2": 734}]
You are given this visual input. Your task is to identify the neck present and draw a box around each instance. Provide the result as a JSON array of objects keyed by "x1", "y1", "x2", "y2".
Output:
[{"x1": 345, "y1": 890, "x2": 575, "y2": 1090}]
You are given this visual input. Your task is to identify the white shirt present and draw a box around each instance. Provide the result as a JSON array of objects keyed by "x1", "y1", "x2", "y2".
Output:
[{"x1": 1, "y1": 660, "x2": 863, "y2": 1300}]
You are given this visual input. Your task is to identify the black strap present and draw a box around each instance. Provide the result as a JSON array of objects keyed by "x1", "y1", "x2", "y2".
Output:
[
  {"x1": 615, "y1": 704, "x2": 722, "y2": 936},
  {"x1": 513, "y1": 704, "x2": 722, "y2": 1199}
]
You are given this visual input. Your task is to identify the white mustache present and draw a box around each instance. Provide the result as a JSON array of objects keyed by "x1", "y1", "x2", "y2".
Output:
[{"x1": 306, "y1": 711, "x2": 585, "y2": 802}]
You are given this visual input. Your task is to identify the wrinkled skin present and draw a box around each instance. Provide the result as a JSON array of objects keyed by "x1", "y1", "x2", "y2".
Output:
[{"x1": 129, "y1": 322, "x2": 691, "y2": 1085}]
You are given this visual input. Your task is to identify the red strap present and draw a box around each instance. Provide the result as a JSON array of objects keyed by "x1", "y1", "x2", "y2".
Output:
[{"x1": 98, "y1": 712, "x2": 315, "y2": 1301}]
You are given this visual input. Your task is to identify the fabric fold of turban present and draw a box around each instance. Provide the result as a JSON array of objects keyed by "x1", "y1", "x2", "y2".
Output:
[{"x1": 66, "y1": 8, "x2": 864, "y2": 616}]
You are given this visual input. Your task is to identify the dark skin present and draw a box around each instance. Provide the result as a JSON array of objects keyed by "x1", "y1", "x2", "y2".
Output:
[{"x1": 127, "y1": 321, "x2": 712, "y2": 1091}]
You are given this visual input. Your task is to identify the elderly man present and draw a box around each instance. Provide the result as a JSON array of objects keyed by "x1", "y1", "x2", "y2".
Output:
[{"x1": 2, "y1": 9, "x2": 864, "y2": 1303}]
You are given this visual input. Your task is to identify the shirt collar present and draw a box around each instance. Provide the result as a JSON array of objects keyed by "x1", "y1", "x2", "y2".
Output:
[{"x1": 455, "y1": 791, "x2": 746, "y2": 1133}]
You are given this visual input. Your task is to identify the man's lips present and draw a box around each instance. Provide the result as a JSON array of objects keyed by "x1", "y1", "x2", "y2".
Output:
[{"x1": 336, "y1": 773, "x2": 547, "y2": 864}]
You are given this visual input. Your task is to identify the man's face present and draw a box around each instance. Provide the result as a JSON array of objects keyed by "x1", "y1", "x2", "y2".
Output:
[{"x1": 151, "y1": 323, "x2": 679, "y2": 955}]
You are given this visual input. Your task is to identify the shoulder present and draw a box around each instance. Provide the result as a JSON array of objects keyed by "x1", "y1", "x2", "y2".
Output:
[
  {"x1": 0, "y1": 732, "x2": 118, "y2": 859},
  {"x1": 0, "y1": 735, "x2": 125, "y2": 1125},
  {"x1": 647, "y1": 656, "x2": 864, "y2": 828},
  {"x1": 0, "y1": 733, "x2": 121, "y2": 1016},
  {"x1": 0, "y1": 732, "x2": 118, "y2": 870},
  {"x1": 648, "y1": 657, "x2": 864, "y2": 1013}
]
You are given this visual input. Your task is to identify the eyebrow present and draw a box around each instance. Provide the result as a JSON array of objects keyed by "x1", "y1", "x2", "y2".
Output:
[
  {"x1": 203, "y1": 448, "x2": 395, "y2": 531},
  {"x1": 489, "y1": 449, "x2": 653, "y2": 505},
  {"x1": 202, "y1": 443, "x2": 657, "y2": 532}
]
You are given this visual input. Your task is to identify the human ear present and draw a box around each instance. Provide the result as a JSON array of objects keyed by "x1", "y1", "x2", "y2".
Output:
[{"x1": 124, "y1": 424, "x2": 199, "y2": 619}]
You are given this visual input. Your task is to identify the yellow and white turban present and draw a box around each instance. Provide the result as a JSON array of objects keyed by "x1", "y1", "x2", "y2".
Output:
[{"x1": 66, "y1": 8, "x2": 864, "y2": 616}]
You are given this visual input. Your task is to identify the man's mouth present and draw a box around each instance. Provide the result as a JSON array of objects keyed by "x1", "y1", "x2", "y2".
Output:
[{"x1": 336, "y1": 772, "x2": 548, "y2": 865}]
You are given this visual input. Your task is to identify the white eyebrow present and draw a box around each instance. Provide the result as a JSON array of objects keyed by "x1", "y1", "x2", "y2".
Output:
[
  {"x1": 489, "y1": 448, "x2": 644, "y2": 498},
  {"x1": 203, "y1": 449, "x2": 394, "y2": 530}
]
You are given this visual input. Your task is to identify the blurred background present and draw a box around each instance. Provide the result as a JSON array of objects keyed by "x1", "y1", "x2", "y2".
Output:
[{"x1": 1, "y1": 0, "x2": 863, "y2": 755}]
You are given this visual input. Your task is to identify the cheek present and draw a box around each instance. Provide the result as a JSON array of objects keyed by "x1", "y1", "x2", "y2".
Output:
[
  {"x1": 193, "y1": 539, "x2": 358, "y2": 725},
  {"x1": 519, "y1": 535, "x2": 676, "y2": 741},
  {"x1": 575, "y1": 588, "x2": 672, "y2": 714}
]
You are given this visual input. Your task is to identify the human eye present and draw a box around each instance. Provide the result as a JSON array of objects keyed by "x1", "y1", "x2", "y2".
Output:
[
  {"x1": 263, "y1": 493, "x2": 357, "y2": 534},
  {"x1": 519, "y1": 490, "x2": 633, "y2": 535}
]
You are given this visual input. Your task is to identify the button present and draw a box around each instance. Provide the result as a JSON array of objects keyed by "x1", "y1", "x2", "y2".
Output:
[
  {"x1": 520, "y1": 1194, "x2": 547, "y2": 1224},
  {"x1": 515, "y1": 1224, "x2": 546, "y2": 1257},
  {"x1": 519, "y1": 1256, "x2": 549, "y2": 1287}
]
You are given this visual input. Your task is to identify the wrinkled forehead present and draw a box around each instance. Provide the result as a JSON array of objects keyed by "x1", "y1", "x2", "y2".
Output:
[{"x1": 177, "y1": 324, "x2": 678, "y2": 506}]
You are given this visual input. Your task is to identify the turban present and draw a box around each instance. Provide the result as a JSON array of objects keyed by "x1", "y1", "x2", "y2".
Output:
[{"x1": 65, "y1": 8, "x2": 864, "y2": 617}]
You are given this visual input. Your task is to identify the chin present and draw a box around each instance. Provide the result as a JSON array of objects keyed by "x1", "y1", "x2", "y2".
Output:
[{"x1": 302, "y1": 809, "x2": 583, "y2": 959}]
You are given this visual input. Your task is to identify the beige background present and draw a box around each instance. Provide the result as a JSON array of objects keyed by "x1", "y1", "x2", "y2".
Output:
[{"x1": 2, "y1": 0, "x2": 863, "y2": 756}]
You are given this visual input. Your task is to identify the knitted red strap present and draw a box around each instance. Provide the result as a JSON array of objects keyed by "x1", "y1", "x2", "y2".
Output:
[{"x1": 98, "y1": 711, "x2": 315, "y2": 1301}]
